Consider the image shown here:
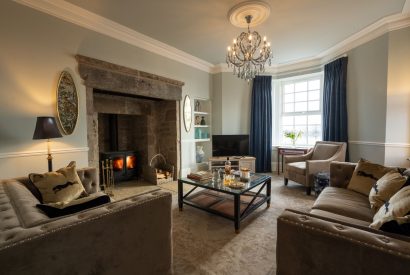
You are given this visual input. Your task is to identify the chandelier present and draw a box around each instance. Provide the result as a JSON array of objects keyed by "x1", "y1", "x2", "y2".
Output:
[{"x1": 226, "y1": 15, "x2": 272, "y2": 82}]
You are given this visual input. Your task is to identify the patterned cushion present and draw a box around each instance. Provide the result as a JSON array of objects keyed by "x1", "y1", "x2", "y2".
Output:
[
  {"x1": 347, "y1": 159, "x2": 396, "y2": 196},
  {"x1": 370, "y1": 186, "x2": 410, "y2": 232},
  {"x1": 29, "y1": 161, "x2": 87, "y2": 204},
  {"x1": 368, "y1": 171, "x2": 407, "y2": 212}
]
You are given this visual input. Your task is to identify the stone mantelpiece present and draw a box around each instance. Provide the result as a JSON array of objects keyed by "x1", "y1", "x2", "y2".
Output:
[
  {"x1": 76, "y1": 55, "x2": 183, "y2": 101},
  {"x1": 77, "y1": 56, "x2": 183, "y2": 181}
]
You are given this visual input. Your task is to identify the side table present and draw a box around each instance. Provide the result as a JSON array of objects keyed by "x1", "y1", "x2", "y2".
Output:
[{"x1": 277, "y1": 146, "x2": 310, "y2": 175}]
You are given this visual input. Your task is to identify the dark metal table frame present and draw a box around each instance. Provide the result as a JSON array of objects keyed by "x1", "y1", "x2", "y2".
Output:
[{"x1": 178, "y1": 175, "x2": 271, "y2": 233}]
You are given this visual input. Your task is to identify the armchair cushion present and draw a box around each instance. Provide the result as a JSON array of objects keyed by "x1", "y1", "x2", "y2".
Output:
[
  {"x1": 311, "y1": 144, "x2": 340, "y2": 160},
  {"x1": 286, "y1": 162, "x2": 306, "y2": 175}
]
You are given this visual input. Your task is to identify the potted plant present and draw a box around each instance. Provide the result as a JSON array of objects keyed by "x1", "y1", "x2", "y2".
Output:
[{"x1": 284, "y1": 130, "x2": 303, "y2": 146}]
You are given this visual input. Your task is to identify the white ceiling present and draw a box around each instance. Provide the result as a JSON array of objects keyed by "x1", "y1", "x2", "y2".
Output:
[{"x1": 62, "y1": 0, "x2": 407, "y2": 65}]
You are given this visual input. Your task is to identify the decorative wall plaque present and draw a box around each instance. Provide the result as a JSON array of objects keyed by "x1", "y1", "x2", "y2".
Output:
[{"x1": 56, "y1": 71, "x2": 78, "y2": 135}]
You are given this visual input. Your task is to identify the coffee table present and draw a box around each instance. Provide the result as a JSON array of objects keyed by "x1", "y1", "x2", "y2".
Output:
[{"x1": 178, "y1": 174, "x2": 271, "y2": 233}]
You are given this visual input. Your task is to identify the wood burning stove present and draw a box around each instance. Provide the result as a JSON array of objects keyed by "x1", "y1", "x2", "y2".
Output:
[{"x1": 100, "y1": 151, "x2": 139, "y2": 183}]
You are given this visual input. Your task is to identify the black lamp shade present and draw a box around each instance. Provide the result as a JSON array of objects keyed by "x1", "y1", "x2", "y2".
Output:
[{"x1": 33, "y1": 117, "x2": 63, "y2": 140}]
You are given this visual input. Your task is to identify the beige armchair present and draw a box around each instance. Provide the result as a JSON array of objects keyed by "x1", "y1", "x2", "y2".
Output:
[{"x1": 284, "y1": 141, "x2": 346, "y2": 195}]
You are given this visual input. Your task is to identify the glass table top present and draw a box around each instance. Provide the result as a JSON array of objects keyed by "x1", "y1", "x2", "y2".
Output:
[{"x1": 179, "y1": 174, "x2": 270, "y2": 195}]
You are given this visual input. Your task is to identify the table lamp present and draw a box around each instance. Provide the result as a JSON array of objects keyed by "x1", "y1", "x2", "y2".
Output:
[{"x1": 33, "y1": 116, "x2": 63, "y2": 172}]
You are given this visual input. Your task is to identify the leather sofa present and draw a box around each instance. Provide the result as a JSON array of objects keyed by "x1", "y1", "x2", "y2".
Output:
[
  {"x1": 0, "y1": 167, "x2": 172, "y2": 275},
  {"x1": 277, "y1": 161, "x2": 410, "y2": 275}
]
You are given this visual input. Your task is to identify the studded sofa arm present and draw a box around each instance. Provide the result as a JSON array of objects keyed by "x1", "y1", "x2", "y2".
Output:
[
  {"x1": 0, "y1": 190, "x2": 172, "y2": 275},
  {"x1": 277, "y1": 209, "x2": 410, "y2": 275}
]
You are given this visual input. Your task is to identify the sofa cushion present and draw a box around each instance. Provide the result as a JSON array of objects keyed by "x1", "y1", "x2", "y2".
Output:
[
  {"x1": 347, "y1": 159, "x2": 396, "y2": 196},
  {"x1": 29, "y1": 161, "x2": 87, "y2": 204},
  {"x1": 286, "y1": 162, "x2": 306, "y2": 175},
  {"x1": 369, "y1": 171, "x2": 407, "y2": 212},
  {"x1": 37, "y1": 192, "x2": 111, "y2": 218},
  {"x1": 312, "y1": 187, "x2": 374, "y2": 222},
  {"x1": 370, "y1": 186, "x2": 410, "y2": 234},
  {"x1": 311, "y1": 144, "x2": 340, "y2": 160}
]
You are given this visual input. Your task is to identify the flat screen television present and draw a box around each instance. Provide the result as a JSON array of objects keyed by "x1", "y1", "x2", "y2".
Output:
[{"x1": 212, "y1": 135, "x2": 250, "y2": 157}]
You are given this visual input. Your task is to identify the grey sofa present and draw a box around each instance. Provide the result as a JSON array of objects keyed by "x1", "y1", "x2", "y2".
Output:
[
  {"x1": 277, "y1": 161, "x2": 410, "y2": 275},
  {"x1": 0, "y1": 167, "x2": 172, "y2": 275}
]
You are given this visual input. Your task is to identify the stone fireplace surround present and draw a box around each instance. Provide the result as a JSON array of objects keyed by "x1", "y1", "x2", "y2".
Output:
[{"x1": 76, "y1": 55, "x2": 184, "y2": 182}]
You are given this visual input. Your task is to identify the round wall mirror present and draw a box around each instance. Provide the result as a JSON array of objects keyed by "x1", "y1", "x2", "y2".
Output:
[{"x1": 183, "y1": 95, "x2": 192, "y2": 132}]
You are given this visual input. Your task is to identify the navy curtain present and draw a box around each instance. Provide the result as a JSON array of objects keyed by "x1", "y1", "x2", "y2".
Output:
[
  {"x1": 250, "y1": 75, "x2": 272, "y2": 172},
  {"x1": 323, "y1": 57, "x2": 348, "y2": 158}
]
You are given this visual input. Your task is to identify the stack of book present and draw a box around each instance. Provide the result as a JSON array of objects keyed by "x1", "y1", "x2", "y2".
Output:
[{"x1": 187, "y1": 171, "x2": 213, "y2": 181}]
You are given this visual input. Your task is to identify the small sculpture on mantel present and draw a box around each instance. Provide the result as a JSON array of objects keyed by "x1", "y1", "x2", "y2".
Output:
[{"x1": 194, "y1": 101, "x2": 201, "y2": 112}]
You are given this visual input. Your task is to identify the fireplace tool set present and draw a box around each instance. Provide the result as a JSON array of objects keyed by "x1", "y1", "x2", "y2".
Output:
[{"x1": 101, "y1": 159, "x2": 115, "y2": 196}]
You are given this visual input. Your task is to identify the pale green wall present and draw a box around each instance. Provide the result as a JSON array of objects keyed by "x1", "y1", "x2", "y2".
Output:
[
  {"x1": 0, "y1": 2, "x2": 210, "y2": 178},
  {"x1": 221, "y1": 73, "x2": 252, "y2": 134},
  {"x1": 347, "y1": 34, "x2": 389, "y2": 163},
  {"x1": 212, "y1": 73, "x2": 222, "y2": 134},
  {"x1": 385, "y1": 27, "x2": 410, "y2": 167},
  {"x1": 211, "y1": 73, "x2": 251, "y2": 135}
]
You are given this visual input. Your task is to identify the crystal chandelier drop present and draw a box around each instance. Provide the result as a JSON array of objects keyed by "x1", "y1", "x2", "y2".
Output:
[{"x1": 226, "y1": 15, "x2": 272, "y2": 82}]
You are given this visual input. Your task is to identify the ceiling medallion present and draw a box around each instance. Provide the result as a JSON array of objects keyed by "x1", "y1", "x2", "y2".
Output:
[{"x1": 226, "y1": 1, "x2": 272, "y2": 82}]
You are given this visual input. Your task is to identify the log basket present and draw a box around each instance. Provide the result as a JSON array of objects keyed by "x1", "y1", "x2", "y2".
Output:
[{"x1": 143, "y1": 153, "x2": 174, "y2": 184}]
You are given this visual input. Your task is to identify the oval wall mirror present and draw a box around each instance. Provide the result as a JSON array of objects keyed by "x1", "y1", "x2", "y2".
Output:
[{"x1": 183, "y1": 95, "x2": 192, "y2": 132}]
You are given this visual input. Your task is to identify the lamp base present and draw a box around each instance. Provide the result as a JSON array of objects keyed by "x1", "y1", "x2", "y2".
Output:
[{"x1": 47, "y1": 154, "x2": 53, "y2": 172}]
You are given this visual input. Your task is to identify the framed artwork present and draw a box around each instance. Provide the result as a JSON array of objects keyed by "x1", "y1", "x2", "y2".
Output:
[
  {"x1": 183, "y1": 95, "x2": 192, "y2": 132},
  {"x1": 56, "y1": 71, "x2": 78, "y2": 135}
]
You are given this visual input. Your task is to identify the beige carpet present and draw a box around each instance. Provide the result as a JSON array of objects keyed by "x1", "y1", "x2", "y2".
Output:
[
  {"x1": 111, "y1": 179, "x2": 160, "y2": 200},
  {"x1": 112, "y1": 175, "x2": 315, "y2": 275}
]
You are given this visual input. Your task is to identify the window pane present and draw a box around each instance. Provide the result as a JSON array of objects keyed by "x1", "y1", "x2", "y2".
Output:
[
  {"x1": 308, "y1": 101, "x2": 320, "y2": 111},
  {"x1": 284, "y1": 103, "x2": 294, "y2": 113},
  {"x1": 295, "y1": 82, "x2": 307, "y2": 92},
  {"x1": 309, "y1": 90, "x2": 320, "y2": 101},
  {"x1": 297, "y1": 136, "x2": 307, "y2": 145},
  {"x1": 284, "y1": 84, "x2": 294, "y2": 94},
  {"x1": 276, "y1": 75, "x2": 323, "y2": 146},
  {"x1": 308, "y1": 135, "x2": 321, "y2": 145},
  {"x1": 308, "y1": 125, "x2": 322, "y2": 145},
  {"x1": 282, "y1": 116, "x2": 294, "y2": 126},
  {"x1": 295, "y1": 102, "x2": 307, "y2": 112},
  {"x1": 309, "y1": 80, "x2": 320, "y2": 90},
  {"x1": 295, "y1": 115, "x2": 306, "y2": 125},
  {"x1": 308, "y1": 115, "x2": 321, "y2": 125},
  {"x1": 284, "y1": 93, "x2": 294, "y2": 103},
  {"x1": 295, "y1": 92, "x2": 307, "y2": 102},
  {"x1": 295, "y1": 127, "x2": 307, "y2": 145}
]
